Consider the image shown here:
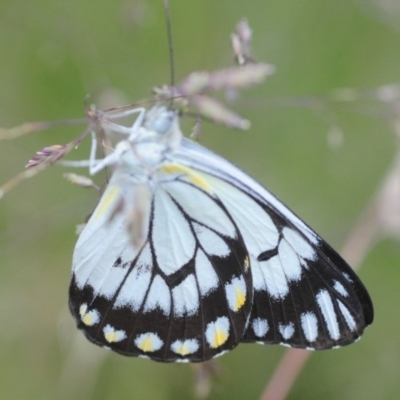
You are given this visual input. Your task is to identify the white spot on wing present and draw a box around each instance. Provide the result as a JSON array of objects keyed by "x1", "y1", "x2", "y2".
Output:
[
  {"x1": 134, "y1": 332, "x2": 163, "y2": 352},
  {"x1": 205, "y1": 317, "x2": 230, "y2": 349},
  {"x1": 171, "y1": 339, "x2": 199, "y2": 356},
  {"x1": 152, "y1": 189, "x2": 196, "y2": 276},
  {"x1": 251, "y1": 229, "x2": 317, "y2": 300},
  {"x1": 279, "y1": 322, "x2": 295, "y2": 340},
  {"x1": 342, "y1": 272, "x2": 353, "y2": 283},
  {"x1": 333, "y1": 280, "x2": 349, "y2": 297},
  {"x1": 144, "y1": 275, "x2": 171, "y2": 316},
  {"x1": 193, "y1": 223, "x2": 231, "y2": 257},
  {"x1": 278, "y1": 238, "x2": 302, "y2": 282},
  {"x1": 103, "y1": 324, "x2": 127, "y2": 343},
  {"x1": 254, "y1": 255, "x2": 289, "y2": 299},
  {"x1": 337, "y1": 300, "x2": 357, "y2": 331},
  {"x1": 79, "y1": 304, "x2": 88, "y2": 317},
  {"x1": 252, "y1": 318, "x2": 269, "y2": 338},
  {"x1": 79, "y1": 304, "x2": 100, "y2": 326},
  {"x1": 172, "y1": 274, "x2": 199, "y2": 317},
  {"x1": 194, "y1": 249, "x2": 219, "y2": 296},
  {"x1": 225, "y1": 276, "x2": 247, "y2": 312},
  {"x1": 282, "y1": 227, "x2": 316, "y2": 260},
  {"x1": 316, "y1": 289, "x2": 340, "y2": 340},
  {"x1": 248, "y1": 255, "x2": 263, "y2": 290},
  {"x1": 213, "y1": 350, "x2": 228, "y2": 359},
  {"x1": 301, "y1": 312, "x2": 318, "y2": 342}
]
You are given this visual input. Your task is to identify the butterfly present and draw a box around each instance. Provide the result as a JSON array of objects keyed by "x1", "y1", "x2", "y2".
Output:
[{"x1": 70, "y1": 104, "x2": 373, "y2": 362}]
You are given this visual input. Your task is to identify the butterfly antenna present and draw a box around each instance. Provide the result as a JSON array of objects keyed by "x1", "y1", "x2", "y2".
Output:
[{"x1": 163, "y1": 0, "x2": 175, "y2": 107}]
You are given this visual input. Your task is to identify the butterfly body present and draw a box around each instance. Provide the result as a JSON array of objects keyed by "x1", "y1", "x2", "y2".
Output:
[{"x1": 70, "y1": 105, "x2": 373, "y2": 362}]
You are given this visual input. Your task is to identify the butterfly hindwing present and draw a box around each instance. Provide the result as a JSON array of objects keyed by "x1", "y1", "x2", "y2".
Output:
[{"x1": 70, "y1": 165, "x2": 253, "y2": 362}]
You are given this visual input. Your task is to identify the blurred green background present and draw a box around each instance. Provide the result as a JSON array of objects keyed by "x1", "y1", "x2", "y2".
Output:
[{"x1": 1, "y1": 0, "x2": 400, "y2": 399}]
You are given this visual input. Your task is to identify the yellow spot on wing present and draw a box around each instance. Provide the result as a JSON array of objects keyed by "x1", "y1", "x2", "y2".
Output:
[
  {"x1": 93, "y1": 186, "x2": 119, "y2": 220},
  {"x1": 161, "y1": 163, "x2": 212, "y2": 192},
  {"x1": 105, "y1": 332, "x2": 118, "y2": 343},
  {"x1": 79, "y1": 304, "x2": 100, "y2": 326},
  {"x1": 137, "y1": 335, "x2": 155, "y2": 352},
  {"x1": 82, "y1": 311, "x2": 99, "y2": 326},
  {"x1": 175, "y1": 344, "x2": 190, "y2": 356},
  {"x1": 244, "y1": 256, "x2": 250, "y2": 270},
  {"x1": 234, "y1": 287, "x2": 246, "y2": 311},
  {"x1": 103, "y1": 324, "x2": 127, "y2": 343},
  {"x1": 82, "y1": 314, "x2": 92, "y2": 325},
  {"x1": 212, "y1": 328, "x2": 229, "y2": 348},
  {"x1": 79, "y1": 304, "x2": 88, "y2": 317}
]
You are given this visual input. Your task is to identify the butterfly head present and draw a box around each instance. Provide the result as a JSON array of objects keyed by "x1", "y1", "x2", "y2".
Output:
[
  {"x1": 144, "y1": 105, "x2": 175, "y2": 134},
  {"x1": 140, "y1": 104, "x2": 182, "y2": 152}
]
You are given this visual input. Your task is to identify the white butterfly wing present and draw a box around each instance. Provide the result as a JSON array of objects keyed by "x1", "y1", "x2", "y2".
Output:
[
  {"x1": 175, "y1": 138, "x2": 373, "y2": 349},
  {"x1": 70, "y1": 128, "x2": 373, "y2": 361},
  {"x1": 70, "y1": 164, "x2": 253, "y2": 362}
]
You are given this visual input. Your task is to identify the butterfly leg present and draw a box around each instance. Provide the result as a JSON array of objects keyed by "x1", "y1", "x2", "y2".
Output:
[
  {"x1": 89, "y1": 107, "x2": 146, "y2": 172},
  {"x1": 88, "y1": 131, "x2": 132, "y2": 175},
  {"x1": 99, "y1": 107, "x2": 146, "y2": 137},
  {"x1": 58, "y1": 107, "x2": 146, "y2": 173},
  {"x1": 54, "y1": 129, "x2": 115, "y2": 170}
]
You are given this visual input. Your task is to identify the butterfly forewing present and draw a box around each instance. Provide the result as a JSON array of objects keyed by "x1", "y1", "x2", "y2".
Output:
[
  {"x1": 175, "y1": 138, "x2": 373, "y2": 350},
  {"x1": 241, "y1": 216, "x2": 372, "y2": 348},
  {"x1": 70, "y1": 163, "x2": 253, "y2": 362}
]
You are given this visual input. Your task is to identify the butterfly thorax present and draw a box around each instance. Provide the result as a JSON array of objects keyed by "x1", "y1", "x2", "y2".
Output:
[{"x1": 111, "y1": 105, "x2": 183, "y2": 182}]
